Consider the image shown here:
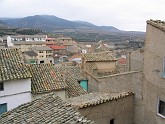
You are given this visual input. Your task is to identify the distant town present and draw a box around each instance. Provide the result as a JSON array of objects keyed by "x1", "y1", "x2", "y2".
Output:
[{"x1": 0, "y1": 19, "x2": 165, "y2": 124}]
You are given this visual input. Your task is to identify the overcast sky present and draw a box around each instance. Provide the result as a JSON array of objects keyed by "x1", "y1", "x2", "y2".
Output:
[{"x1": 0, "y1": 0, "x2": 165, "y2": 31}]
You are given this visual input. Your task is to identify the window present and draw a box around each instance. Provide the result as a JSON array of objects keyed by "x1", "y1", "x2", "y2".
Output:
[
  {"x1": 0, "y1": 103, "x2": 7, "y2": 115},
  {"x1": 39, "y1": 51, "x2": 43, "y2": 53},
  {"x1": 158, "y1": 100, "x2": 165, "y2": 117},
  {"x1": 78, "y1": 80, "x2": 88, "y2": 91},
  {"x1": 0, "y1": 83, "x2": 4, "y2": 91},
  {"x1": 110, "y1": 119, "x2": 114, "y2": 124},
  {"x1": 162, "y1": 60, "x2": 165, "y2": 77},
  {"x1": 40, "y1": 60, "x2": 44, "y2": 64}
]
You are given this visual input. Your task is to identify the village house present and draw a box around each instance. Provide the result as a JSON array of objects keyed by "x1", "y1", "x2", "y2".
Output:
[
  {"x1": 67, "y1": 92, "x2": 134, "y2": 124},
  {"x1": 7, "y1": 35, "x2": 47, "y2": 42},
  {"x1": 81, "y1": 52, "x2": 118, "y2": 78},
  {"x1": 141, "y1": 20, "x2": 165, "y2": 124},
  {"x1": 49, "y1": 45, "x2": 68, "y2": 63},
  {"x1": 0, "y1": 38, "x2": 6, "y2": 49},
  {"x1": 28, "y1": 64, "x2": 88, "y2": 100},
  {"x1": 23, "y1": 51, "x2": 38, "y2": 64},
  {"x1": 31, "y1": 46, "x2": 54, "y2": 64},
  {"x1": 0, "y1": 92, "x2": 94, "y2": 124},
  {"x1": 57, "y1": 36, "x2": 79, "y2": 53},
  {"x1": 12, "y1": 41, "x2": 46, "y2": 52},
  {"x1": 0, "y1": 49, "x2": 32, "y2": 115}
]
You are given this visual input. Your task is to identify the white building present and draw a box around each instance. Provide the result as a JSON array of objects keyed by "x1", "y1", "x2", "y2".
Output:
[
  {"x1": 0, "y1": 49, "x2": 32, "y2": 115},
  {"x1": 7, "y1": 35, "x2": 47, "y2": 42}
]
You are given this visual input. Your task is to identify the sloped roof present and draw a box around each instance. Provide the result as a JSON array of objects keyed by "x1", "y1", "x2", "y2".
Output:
[
  {"x1": 49, "y1": 45, "x2": 66, "y2": 50},
  {"x1": 24, "y1": 51, "x2": 37, "y2": 56},
  {"x1": 32, "y1": 46, "x2": 52, "y2": 51},
  {"x1": 67, "y1": 92, "x2": 134, "y2": 109},
  {"x1": 62, "y1": 66, "x2": 86, "y2": 81},
  {"x1": 54, "y1": 66, "x2": 87, "y2": 98},
  {"x1": 12, "y1": 41, "x2": 46, "y2": 45},
  {"x1": 0, "y1": 49, "x2": 31, "y2": 82},
  {"x1": 11, "y1": 35, "x2": 47, "y2": 38},
  {"x1": 0, "y1": 92, "x2": 94, "y2": 124},
  {"x1": 28, "y1": 64, "x2": 67, "y2": 94},
  {"x1": 29, "y1": 64, "x2": 87, "y2": 97},
  {"x1": 82, "y1": 52, "x2": 117, "y2": 62},
  {"x1": 147, "y1": 19, "x2": 165, "y2": 32}
]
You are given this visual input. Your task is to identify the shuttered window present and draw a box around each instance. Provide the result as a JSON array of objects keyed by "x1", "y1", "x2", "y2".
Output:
[
  {"x1": 0, "y1": 103, "x2": 7, "y2": 115},
  {"x1": 79, "y1": 80, "x2": 88, "y2": 91}
]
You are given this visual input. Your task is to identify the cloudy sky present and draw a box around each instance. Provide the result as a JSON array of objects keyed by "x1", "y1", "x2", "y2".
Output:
[{"x1": 0, "y1": 0, "x2": 165, "y2": 31}]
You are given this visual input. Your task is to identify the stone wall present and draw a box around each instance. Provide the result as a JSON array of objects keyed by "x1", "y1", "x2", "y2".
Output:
[
  {"x1": 78, "y1": 95, "x2": 133, "y2": 124},
  {"x1": 88, "y1": 71, "x2": 143, "y2": 124},
  {"x1": 142, "y1": 23, "x2": 165, "y2": 124},
  {"x1": 126, "y1": 49, "x2": 144, "y2": 71}
]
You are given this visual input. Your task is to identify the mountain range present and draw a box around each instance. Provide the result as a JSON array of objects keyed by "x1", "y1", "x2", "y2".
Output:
[{"x1": 0, "y1": 15, "x2": 145, "y2": 42}]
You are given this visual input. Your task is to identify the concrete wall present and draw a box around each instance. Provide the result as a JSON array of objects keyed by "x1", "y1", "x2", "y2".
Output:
[
  {"x1": 79, "y1": 95, "x2": 133, "y2": 124},
  {"x1": 0, "y1": 78, "x2": 32, "y2": 110},
  {"x1": 142, "y1": 23, "x2": 165, "y2": 124}
]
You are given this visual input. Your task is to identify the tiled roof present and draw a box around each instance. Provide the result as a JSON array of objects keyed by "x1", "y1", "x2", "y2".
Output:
[
  {"x1": 24, "y1": 51, "x2": 37, "y2": 56},
  {"x1": 117, "y1": 57, "x2": 126, "y2": 65},
  {"x1": 55, "y1": 66, "x2": 88, "y2": 98},
  {"x1": 29, "y1": 64, "x2": 87, "y2": 97},
  {"x1": 82, "y1": 52, "x2": 117, "y2": 62},
  {"x1": 147, "y1": 19, "x2": 165, "y2": 32},
  {"x1": 32, "y1": 46, "x2": 52, "y2": 51},
  {"x1": 0, "y1": 92, "x2": 94, "y2": 124},
  {"x1": 63, "y1": 66, "x2": 86, "y2": 81},
  {"x1": 67, "y1": 92, "x2": 134, "y2": 109},
  {"x1": 0, "y1": 49, "x2": 31, "y2": 82},
  {"x1": 28, "y1": 64, "x2": 67, "y2": 94},
  {"x1": 11, "y1": 35, "x2": 47, "y2": 38},
  {"x1": 49, "y1": 45, "x2": 66, "y2": 50},
  {"x1": 13, "y1": 41, "x2": 46, "y2": 45}
]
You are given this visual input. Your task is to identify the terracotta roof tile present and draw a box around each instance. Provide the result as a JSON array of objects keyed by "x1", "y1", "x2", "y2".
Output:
[
  {"x1": 0, "y1": 49, "x2": 31, "y2": 82},
  {"x1": 55, "y1": 66, "x2": 88, "y2": 97},
  {"x1": 67, "y1": 92, "x2": 134, "y2": 109},
  {"x1": 28, "y1": 64, "x2": 67, "y2": 94},
  {"x1": 0, "y1": 92, "x2": 94, "y2": 124},
  {"x1": 29, "y1": 64, "x2": 87, "y2": 97},
  {"x1": 82, "y1": 52, "x2": 117, "y2": 62},
  {"x1": 49, "y1": 45, "x2": 66, "y2": 50}
]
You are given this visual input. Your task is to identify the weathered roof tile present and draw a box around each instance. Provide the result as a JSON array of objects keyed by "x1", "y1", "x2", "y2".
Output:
[
  {"x1": 67, "y1": 92, "x2": 134, "y2": 109},
  {"x1": 82, "y1": 52, "x2": 117, "y2": 62},
  {"x1": 0, "y1": 92, "x2": 94, "y2": 124},
  {"x1": 0, "y1": 48, "x2": 31, "y2": 82}
]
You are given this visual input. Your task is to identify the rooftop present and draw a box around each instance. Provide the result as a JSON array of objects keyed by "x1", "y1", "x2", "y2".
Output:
[
  {"x1": 23, "y1": 51, "x2": 37, "y2": 57},
  {"x1": 0, "y1": 92, "x2": 94, "y2": 124},
  {"x1": 0, "y1": 48, "x2": 31, "y2": 82},
  {"x1": 12, "y1": 41, "x2": 46, "y2": 45},
  {"x1": 32, "y1": 46, "x2": 52, "y2": 51},
  {"x1": 28, "y1": 64, "x2": 68, "y2": 94},
  {"x1": 29, "y1": 64, "x2": 87, "y2": 97},
  {"x1": 10, "y1": 35, "x2": 47, "y2": 38},
  {"x1": 82, "y1": 52, "x2": 117, "y2": 62},
  {"x1": 147, "y1": 19, "x2": 165, "y2": 32},
  {"x1": 67, "y1": 92, "x2": 134, "y2": 109},
  {"x1": 49, "y1": 45, "x2": 66, "y2": 50}
]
